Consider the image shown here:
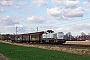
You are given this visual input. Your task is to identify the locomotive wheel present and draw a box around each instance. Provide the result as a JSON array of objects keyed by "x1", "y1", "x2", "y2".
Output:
[
  {"x1": 41, "y1": 40, "x2": 45, "y2": 43},
  {"x1": 49, "y1": 40, "x2": 54, "y2": 43}
]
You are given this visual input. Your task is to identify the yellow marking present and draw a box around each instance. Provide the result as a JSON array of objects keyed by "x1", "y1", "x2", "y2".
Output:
[{"x1": 56, "y1": 40, "x2": 58, "y2": 42}]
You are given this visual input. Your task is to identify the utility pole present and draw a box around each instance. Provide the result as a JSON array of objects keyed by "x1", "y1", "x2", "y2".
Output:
[
  {"x1": 16, "y1": 26, "x2": 18, "y2": 39},
  {"x1": 37, "y1": 27, "x2": 38, "y2": 32},
  {"x1": 16, "y1": 26, "x2": 18, "y2": 35}
]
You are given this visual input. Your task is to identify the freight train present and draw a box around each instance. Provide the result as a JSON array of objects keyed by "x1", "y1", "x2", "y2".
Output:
[{"x1": 0, "y1": 30, "x2": 66, "y2": 44}]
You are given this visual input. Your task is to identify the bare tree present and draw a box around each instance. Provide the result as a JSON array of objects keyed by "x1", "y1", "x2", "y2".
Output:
[{"x1": 65, "y1": 32, "x2": 73, "y2": 40}]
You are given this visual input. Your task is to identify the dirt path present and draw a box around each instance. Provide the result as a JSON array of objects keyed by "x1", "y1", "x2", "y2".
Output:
[{"x1": 0, "y1": 53, "x2": 8, "y2": 60}]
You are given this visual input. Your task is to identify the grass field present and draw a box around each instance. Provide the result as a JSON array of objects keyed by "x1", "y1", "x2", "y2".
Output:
[{"x1": 0, "y1": 42, "x2": 90, "y2": 60}]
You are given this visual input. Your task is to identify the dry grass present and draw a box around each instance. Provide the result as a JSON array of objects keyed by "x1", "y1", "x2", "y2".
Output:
[{"x1": 65, "y1": 41, "x2": 90, "y2": 45}]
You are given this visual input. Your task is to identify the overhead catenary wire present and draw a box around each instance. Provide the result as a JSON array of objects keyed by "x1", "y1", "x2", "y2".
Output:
[
  {"x1": 19, "y1": 17, "x2": 90, "y2": 33},
  {"x1": 44, "y1": 18, "x2": 90, "y2": 28}
]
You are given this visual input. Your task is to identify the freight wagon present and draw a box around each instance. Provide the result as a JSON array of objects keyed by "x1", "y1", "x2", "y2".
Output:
[
  {"x1": 22, "y1": 34, "x2": 30, "y2": 43},
  {"x1": 14, "y1": 34, "x2": 22, "y2": 42},
  {"x1": 30, "y1": 33, "x2": 41, "y2": 43},
  {"x1": 12, "y1": 31, "x2": 44, "y2": 43},
  {"x1": 0, "y1": 34, "x2": 14, "y2": 41}
]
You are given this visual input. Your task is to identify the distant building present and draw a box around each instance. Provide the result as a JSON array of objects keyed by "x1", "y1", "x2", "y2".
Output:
[{"x1": 76, "y1": 35, "x2": 90, "y2": 41}]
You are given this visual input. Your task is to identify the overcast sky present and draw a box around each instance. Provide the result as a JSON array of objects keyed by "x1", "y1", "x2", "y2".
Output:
[{"x1": 0, "y1": 0, "x2": 90, "y2": 36}]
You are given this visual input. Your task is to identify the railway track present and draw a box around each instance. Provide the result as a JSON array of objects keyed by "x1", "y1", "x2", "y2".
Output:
[
  {"x1": 0, "y1": 40, "x2": 90, "y2": 49},
  {"x1": 24, "y1": 42, "x2": 90, "y2": 49}
]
